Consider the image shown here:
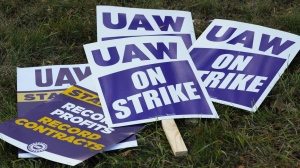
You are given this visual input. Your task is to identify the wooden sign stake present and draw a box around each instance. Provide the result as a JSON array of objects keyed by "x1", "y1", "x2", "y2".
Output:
[{"x1": 162, "y1": 119, "x2": 188, "y2": 157}]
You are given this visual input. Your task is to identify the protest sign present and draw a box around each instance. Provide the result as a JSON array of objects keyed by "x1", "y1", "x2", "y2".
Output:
[
  {"x1": 96, "y1": 6, "x2": 198, "y2": 154},
  {"x1": 96, "y1": 6, "x2": 195, "y2": 48},
  {"x1": 0, "y1": 76, "x2": 143, "y2": 166},
  {"x1": 189, "y1": 19, "x2": 300, "y2": 111},
  {"x1": 84, "y1": 36, "x2": 218, "y2": 127},
  {"x1": 17, "y1": 65, "x2": 139, "y2": 158}
]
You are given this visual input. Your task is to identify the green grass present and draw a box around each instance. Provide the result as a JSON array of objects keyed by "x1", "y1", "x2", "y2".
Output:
[{"x1": 0, "y1": 0, "x2": 300, "y2": 167}]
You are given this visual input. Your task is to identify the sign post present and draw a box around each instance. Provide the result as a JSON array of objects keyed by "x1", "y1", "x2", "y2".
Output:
[{"x1": 162, "y1": 119, "x2": 188, "y2": 156}]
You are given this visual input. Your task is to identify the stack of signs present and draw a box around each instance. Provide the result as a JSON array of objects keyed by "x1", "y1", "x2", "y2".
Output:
[
  {"x1": 1, "y1": 6, "x2": 299, "y2": 166},
  {"x1": 0, "y1": 6, "x2": 218, "y2": 166},
  {"x1": 0, "y1": 73, "x2": 143, "y2": 165},
  {"x1": 84, "y1": 36, "x2": 218, "y2": 127},
  {"x1": 17, "y1": 65, "x2": 139, "y2": 158},
  {"x1": 90, "y1": 6, "x2": 218, "y2": 127},
  {"x1": 88, "y1": 5, "x2": 219, "y2": 155},
  {"x1": 189, "y1": 19, "x2": 300, "y2": 111}
]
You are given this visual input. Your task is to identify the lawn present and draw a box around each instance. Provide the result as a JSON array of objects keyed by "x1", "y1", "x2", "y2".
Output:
[{"x1": 0, "y1": 0, "x2": 299, "y2": 167}]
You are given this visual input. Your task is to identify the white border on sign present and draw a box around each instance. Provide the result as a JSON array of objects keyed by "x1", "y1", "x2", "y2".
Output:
[
  {"x1": 84, "y1": 36, "x2": 219, "y2": 127},
  {"x1": 18, "y1": 138, "x2": 138, "y2": 158},
  {"x1": 189, "y1": 19, "x2": 300, "y2": 112},
  {"x1": 17, "y1": 65, "x2": 89, "y2": 91},
  {"x1": 96, "y1": 6, "x2": 196, "y2": 42},
  {"x1": 0, "y1": 133, "x2": 81, "y2": 166}
]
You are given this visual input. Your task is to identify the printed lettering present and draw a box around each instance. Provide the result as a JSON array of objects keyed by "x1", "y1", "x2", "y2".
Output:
[
  {"x1": 24, "y1": 94, "x2": 35, "y2": 100},
  {"x1": 73, "y1": 67, "x2": 91, "y2": 81},
  {"x1": 131, "y1": 71, "x2": 149, "y2": 89},
  {"x1": 102, "y1": 12, "x2": 184, "y2": 32},
  {"x1": 55, "y1": 68, "x2": 76, "y2": 86},
  {"x1": 127, "y1": 94, "x2": 143, "y2": 114},
  {"x1": 146, "y1": 67, "x2": 166, "y2": 86},
  {"x1": 211, "y1": 54, "x2": 253, "y2": 71},
  {"x1": 142, "y1": 90, "x2": 162, "y2": 110},
  {"x1": 64, "y1": 87, "x2": 101, "y2": 107},
  {"x1": 49, "y1": 106, "x2": 112, "y2": 134},
  {"x1": 123, "y1": 44, "x2": 149, "y2": 63},
  {"x1": 152, "y1": 15, "x2": 184, "y2": 32},
  {"x1": 69, "y1": 89, "x2": 82, "y2": 96},
  {"x1": 158, "y1": 87, "x2": 171, "y2": 105},
  {"x1": 206, "y1": 26, "x2": 295, "y2": 54},
  {"x1": 228, "y1": 74, "x2": 254, "y2": 91},
  {"x1": 92, "y1": 42, "x2": 178, "y2": 66},
  {"x1": 113, "y1": 99, "x2": 131, "y2": 119},
  {"x1": 112, "y1": 81, "x2": 201, "y2": 118},
  {"x1": 259, "y1": 34, "x2": 295, "y2": 55},
  {"x1": 246, "y1": 76, "x2": 268, "y2": 92},
  {"x1": 36, "y1": 93, "x2": 47, "y2": 100},
  {"x1": 131, "y1": 67, "x2": 166, "y2": 90},
  {"x1": 202, "y1": 71, "x2": 268, "y2": 92},
  {"x1": 92, "y1": 47, "x2": 120, "y2": 67},
  {"x1": 35, "y1": 67, "x2": 90, "y2": 87},
  {"x1": 183, "y1": 82, "x2": 201, "y2": 100},
  {"x1": 48, "y1": 92, "x2": 58, "y2": 99},
  {"x1": 61, "y1": 102, "x2": 76, "y2": 111},
  {"x1": 144, "y1": 42, "x2": 177, "y2": 60},
  {"x1": 128, "y1": 14, "x2": 154, "y2": 30},
  {"x1": 227, "y1": 30, "x2": 254, "y2": 48},
  {"x1": 102, "y1": 12, "x2": 127, "y2": 29},
  {"x1": 35, "y1": 69, "x2": 53, "y2": 87},
  {"x1": 203, "y1": 71, "x2": 225, "y2": 88},
  {"x1": 206, "y1": 25, "x2": 237, "y2": 42}
]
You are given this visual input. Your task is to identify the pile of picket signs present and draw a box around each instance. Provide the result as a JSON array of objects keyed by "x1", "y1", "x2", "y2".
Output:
[{"x1": 0, "y1": 6, "x2": 300, "y2": 166}]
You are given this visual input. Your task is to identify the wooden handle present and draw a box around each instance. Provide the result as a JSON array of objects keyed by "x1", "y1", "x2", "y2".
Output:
[{"x1": 162, "y1": 119, "x2": 188, "y2": 157}]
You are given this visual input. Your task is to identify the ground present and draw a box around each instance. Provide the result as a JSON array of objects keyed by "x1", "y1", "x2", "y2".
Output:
[{"x1": 0, "y1": 0, "x2": 299, "y2": 167}]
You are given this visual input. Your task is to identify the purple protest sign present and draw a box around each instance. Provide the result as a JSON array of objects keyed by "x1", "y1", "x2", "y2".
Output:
[
  {"x1": 189, "y1": 19, "x2": 300, "y2": 111},
  {"x1": 84, "y1": 36, "x2": 218, "y2": 127},
  {"x1": 17, "y1": 65, "x2": 139, "y2": 158},
  {"x1": 96, "y1": 6, "x2": 195, "y2": 48},
  {"x1": 0, "y1": 77, "x2": 143, "y2": 166}
]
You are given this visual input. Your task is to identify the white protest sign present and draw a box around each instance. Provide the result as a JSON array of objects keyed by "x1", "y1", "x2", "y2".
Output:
[
  {"x1": 96, "y1": 6, "x2": 197, "y2": 154},
  {"x1": 97, "y1": 6, "x2": 195, "y2": 48},
  {"x1": 189, "y1": 19, "x2": 300, "y2": 111},
  {"x1": 84, "y1": 36, "x2": 218, "y2": 127}
]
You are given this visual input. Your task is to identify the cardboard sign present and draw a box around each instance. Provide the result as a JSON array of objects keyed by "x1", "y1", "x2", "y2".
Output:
[
  {"x1": 95, "y1": 6, "x2": 198, "y2": 154},
  {"x1": 0, "y1": 76, "x2": 143, "y2": 166},
  {"x1": 17, "y1": 65, "x2": 138, "y2": 158},
  {"x1": 97, "y1": 6, "x2": 195, "y2": 48},
  {"x1": 189, "y1": 19, "x2": 300, "y2": 111},
  {"x1": 84, "y1": 36, "x2": 218, "y2": 127}
]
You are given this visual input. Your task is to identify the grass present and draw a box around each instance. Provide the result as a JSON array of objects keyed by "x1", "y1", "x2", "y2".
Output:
[{"x1": 0, "y1": 0, "x2": 300, "y2": 167}]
